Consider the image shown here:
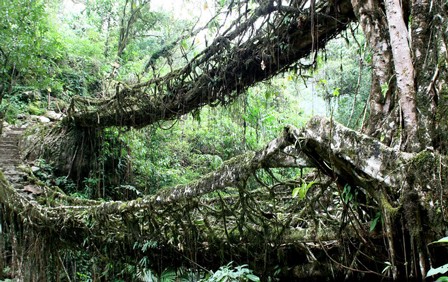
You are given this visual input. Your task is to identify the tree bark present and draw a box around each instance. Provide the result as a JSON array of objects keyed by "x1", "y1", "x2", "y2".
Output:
[
  {"x1": 384, "y1": 0, "x2": 420, "y2": 151},
  {"x1": 350, "y1": 0, "x2": 395, "y2": 139}
]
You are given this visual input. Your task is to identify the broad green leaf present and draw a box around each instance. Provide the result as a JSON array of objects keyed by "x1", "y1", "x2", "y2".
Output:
[
  {"x1": 292, "y1": 187, "x2": 300, "y2": 198},
  {"x1": 293, "y1": 181, "x2": 315, "y2": 201},
  {"x1": 161, "y1": 269, "x2": 176, "y2": 282},
  {"x1": 299, "y1": 183, "x2": 307, "y2": 200},
  {"x1": 246, "y1": 273, "x2": 260, "y2": 282},
  {"x1": 332, "y1": 87, "x2": 341, "y2": 97},
  {"x1": 427, "y1": 264, "x2": 448, "y2": 277},
  {"x1": 306, "y1": 181, "x2": 316, "y2": 189},
  {"x1": 370, "y1": 213, "x2": 381, "y2": 232},
  {"x1": 436, "y1": 237, "x2": 448, "y2": 243}
]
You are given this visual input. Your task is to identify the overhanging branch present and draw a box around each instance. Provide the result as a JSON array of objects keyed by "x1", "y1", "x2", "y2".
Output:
[{"x1": 67, "y1": 0, "x2": 356, "y2": 128}]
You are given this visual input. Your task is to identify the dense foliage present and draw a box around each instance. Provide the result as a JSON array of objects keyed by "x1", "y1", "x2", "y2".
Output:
[{"x1": 0, "y1": 0, "x2": 374, "y2": 280}]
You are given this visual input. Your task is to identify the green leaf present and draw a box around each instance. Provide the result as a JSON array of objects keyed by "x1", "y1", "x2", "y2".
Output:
[
  {"x1": 427, "y1": 264, "x2": 448, "y2": 277},
  {"x1": 381, "y1": 83, "x2": 389, "y2": 98},
  {"x1": 382, "y1": 261, "x2": 391, "y2": 274},
  {"x1": 292, "y1": 181, "x2": 315, "y2": 201},
  {"x1": 319, "y1": 79, "x2": 327, "y2": 85},
  {"x1": 246, "y1": 273, "x2": 260, "y2": 282},
  {"x1": 161, "y1": 268, "x2": 177, "y2": 282},
  {"x1": 370, "y1": 212, "x2": 381, "y2": 232},
  {"x1": 292, "y1": 187, "x2": 300, "y2": 198},
  {"x1": 332, "y1": 87, "x2": 341, "y2": 97},
  {"x1": 194, "y1": 218, "x2": 205, "y2": 226},
  {"x1": 181, "y1": 39, "x2": 188, "y2": 50},
  {"x1": 436, "y1": 276, "x2": 448, "y2": 282},
  {"x1": 436, "y1": 237, "x2": 448, "y2": 243},
  {"x1": 342, "y1": 184, "x2": 354, "y2": 203},
  {"x1": 219, "y1": 0, "x2": 227, "y2": 8}
]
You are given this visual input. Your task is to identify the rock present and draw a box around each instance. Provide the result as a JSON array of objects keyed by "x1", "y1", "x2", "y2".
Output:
[
  {"x1": 20, "y1": 90, "x2": 39, "y2": 103},
  {"x1": 30, "y1": 115, "x2": 50, "y2": 123},
  {"x1": 39, "y1": 116, "x2": 51, "y2": 123},
  {"x1": 45, "y1": 110, "x2": 64, "y2": 121},
  {"x1": 22, "y1": 184, "x2": 43, "y2": 195},
  {"x1": 31, "y1": 166, "x2": 40, "y2": 173}
]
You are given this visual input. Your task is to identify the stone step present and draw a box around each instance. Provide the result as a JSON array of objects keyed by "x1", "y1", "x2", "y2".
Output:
[
  {"x1": 1, "y1": 143, "x2": 19, "y2": 148},
  {"x1": 0, "y1": 147, "x2": 19, "y2": 150},
  {"x1": 0, "y1": 152, "x2": 19, "y2": 157},
  {"x1": 0, "y1": 160, "x2": 20, "y2": 166},
  {"x1": 5, "y1": 176, "x2": 25, "y2": 183},
  {"x1": 0, "y1": 165, "x2": 17, "y2": 170},
  {"x1": 0, "y1": 156, "x2": 19, "y2": 162},
  {"x1": 1, "y1": 134, "x2": 20, "y2": 136},
  {"x1": 1, "y1": 135, "x2": 22, "y2": 140},
  {"x1": 0, "y1": 147, "x2": 19, "y2": 152},
  {"x1": 0, "y1": 127, "x2": 30, "y2": 194},
  {"x1": 0, "y1": 164, "x2": 14, "y2": 168},
  {"x1": 1, "y1": 133, "x2": 21, "y2": 136},
  {"x1": 0, "y1": 146, "x2": 19, "y2": 150},
  {"x1": 0, "y1": 143, "x2": 19, "y2": 147},
  {"x1": 3, "y1": 170, "x2": 25, "y2": 175},
  {"x1": 0, "y1": 138, "x2": 18, "y2": 142},
  {"x1": 0, "y1": 144, "x2": 18, "y2": 148},
  {"x1": 0, "y1": 148, "x2": 19, "y2": 152},
  {"x1": 2, "y1": 168, "x2": 26, "y2": 174},
  {"x1": 0, "y1": 156, "x2": 19, "y2": 160},
  {"x1": 5, "y1": 127, "x2": 27, "y2": 131},
  {"x1": 0, "y1": 156, "x2": 20, "y2": 161},
  {"x1": 0, "y1": 154, "x2": 19, "y2": 159},
  {"x1": 0, "y1": 144, "x2": 18, "y2": 149}
]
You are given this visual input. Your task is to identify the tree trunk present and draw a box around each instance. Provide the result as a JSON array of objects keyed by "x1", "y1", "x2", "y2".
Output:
[{"x1": 384, "y1": 0, "x2": 419, "y2": 151}]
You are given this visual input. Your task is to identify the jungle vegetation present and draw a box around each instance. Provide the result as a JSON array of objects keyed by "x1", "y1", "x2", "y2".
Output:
[{"x1": 0, "y1": 0, "x2": 447, "y2": 281}]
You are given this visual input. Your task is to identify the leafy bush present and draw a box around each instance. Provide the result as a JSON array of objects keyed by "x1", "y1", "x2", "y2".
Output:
[
  {"x1": 200, "y1": 263, "x2": 260, "y2": 282},
  {"x1": 28, "y1": 102, "x2": 45, "y2": 115}
]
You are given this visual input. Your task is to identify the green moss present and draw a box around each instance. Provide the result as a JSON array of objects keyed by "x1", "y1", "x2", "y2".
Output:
[
  {"x1": 380, "y1": 192, "x2": 399, "y2": 217},
  {"x1": 412, "y1": 149, "x2": 433, "y2": 162},
  {"x1": 118, "y1": 202, "x2": 129, "y2": 211},
  {"x1": 224, "y1": 151, "x2": 255, "y2": 167},
  {"x1": 408, "y1": 150, "x2": 437, "y2": 181},
  {"x1": 285, "y1": 228, "x2": 307, "y2": 242}
]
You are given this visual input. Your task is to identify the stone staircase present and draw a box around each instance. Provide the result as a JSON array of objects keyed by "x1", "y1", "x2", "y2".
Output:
[{"x1": 0, "y1": 126, "x2": 28, "y2": 192}]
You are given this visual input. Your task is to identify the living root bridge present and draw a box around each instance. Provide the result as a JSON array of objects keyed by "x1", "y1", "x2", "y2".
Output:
[
  {"x1": 1, "y1": 117, "x2": 447, "y2": 278},
  {"x1": 66, "y1": 0, "x2": 356, "y2": 128}
]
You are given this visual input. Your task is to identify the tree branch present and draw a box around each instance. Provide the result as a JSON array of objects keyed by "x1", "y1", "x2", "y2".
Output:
[{"x1": 67, "y1": 0, "x2": 356, "y2": 128}]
